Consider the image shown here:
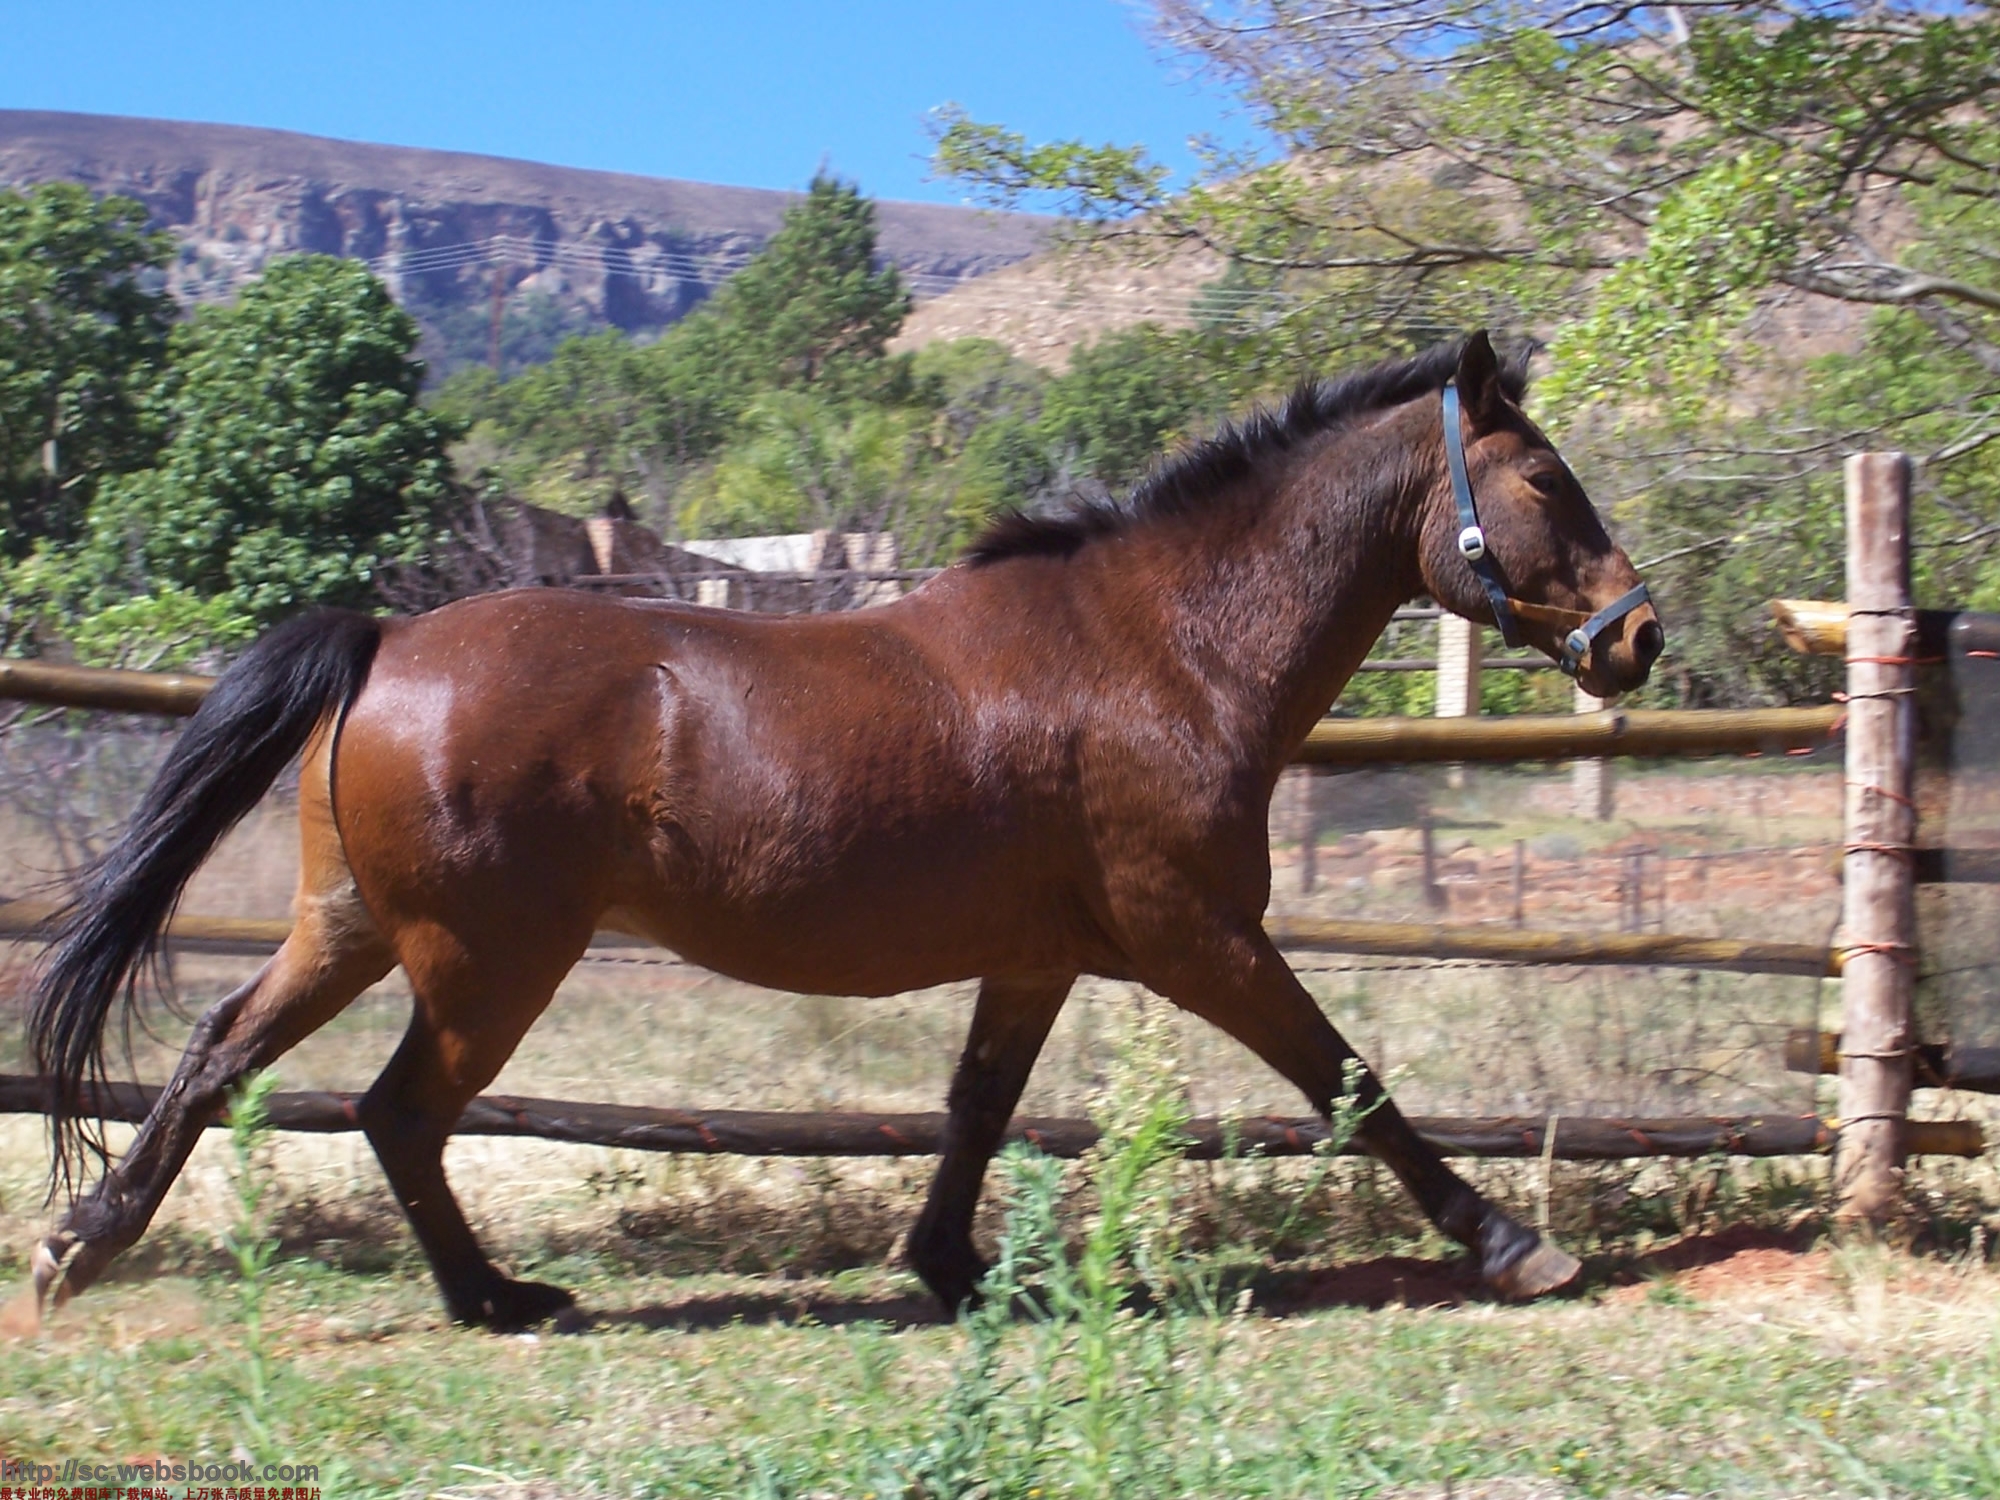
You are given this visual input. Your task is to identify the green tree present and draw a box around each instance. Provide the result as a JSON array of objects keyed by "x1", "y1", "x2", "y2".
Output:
[
  {"x1": 678, "y1": 388, "x2": 937, "y2": 540},
  {"x1": 910, "y1": 337, "x2": 1056, "y2": 543},
  {"x1": 1036, "y1": 324, "x2": 1224, "y2": 490},
  {"x1": 939, "y1": 3, "x2": 2000, "y2": 402},
  {"x1": 434, "y1": 331, "x2": 673, "y2": 515},
  {"x1": 0, "y1": 183, "x2": 172, "y2": 562},
  {"x1": 934, "y1": 2, "x2": 2000, "y2": 705},
  {"x1": 69, "y1": 255, "x2": 457, "y2": 657},
  {"x1": 440, "y1": 174, "x2": 916, "y2": 526},
  {"x1": 697, "y1": 173, "x2": 912, "y2": 396}
]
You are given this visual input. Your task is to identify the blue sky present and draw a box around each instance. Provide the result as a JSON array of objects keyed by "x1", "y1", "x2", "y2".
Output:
[{"x1": 1, "y1": 1, "x2": 1255, "y2": 206}]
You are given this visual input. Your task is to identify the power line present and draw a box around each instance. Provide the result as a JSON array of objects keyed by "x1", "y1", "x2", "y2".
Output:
[
  {"x1": 375, "y1": 234, "x2": 1259, "y2": 309},
  {"x1": 167, "y1": 231, "x2": 1300, "y2": 325}
]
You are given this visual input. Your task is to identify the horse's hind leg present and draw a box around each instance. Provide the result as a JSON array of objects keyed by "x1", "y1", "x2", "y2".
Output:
[
  {"x1": 1159, "y1": 927, "x2": 1578, "y2": 1299},
  {"x1": 906, "y1": 975, "x2": 1071, "y2": 1312},
  {"x1": 357, "y1": 923, "x2": 588, "y2": 1331},
  {"x1": 29, "y1": 913, "x2": 394, "y2": 1317}
]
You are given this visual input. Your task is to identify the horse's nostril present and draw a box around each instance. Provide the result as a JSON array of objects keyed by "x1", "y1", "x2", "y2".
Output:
[{"x1": 1634, "y1": 619, "x2": 1665, "y2": 665}]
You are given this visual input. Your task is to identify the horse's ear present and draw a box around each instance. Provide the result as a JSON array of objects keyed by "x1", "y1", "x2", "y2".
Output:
[{"x1": 1455, "y1": 330, "x2": 1506, "y2": 425}]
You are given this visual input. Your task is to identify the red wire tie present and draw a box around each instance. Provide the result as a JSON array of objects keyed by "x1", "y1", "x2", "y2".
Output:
[
  {"x1": 1968, "y1": 650, "x2": 2000, "y2": 659},
  {"x1": 877, "y1": 1123, "x2": 913, "y2": 1150},
  {"x1": 1840, "y1": 940, "x2": 1918, "y2": 965},
  {"x1": 687, "y1": 1117, "x2": 720, "y2": 1150},
  {"x1": 1844, "y1": 841, "x2": 1914, "y2": 861}
]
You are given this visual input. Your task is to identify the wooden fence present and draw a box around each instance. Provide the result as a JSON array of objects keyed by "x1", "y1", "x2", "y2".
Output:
[{"x1": 0, "y1": 461, "x2": 1982, "y2": 1186}]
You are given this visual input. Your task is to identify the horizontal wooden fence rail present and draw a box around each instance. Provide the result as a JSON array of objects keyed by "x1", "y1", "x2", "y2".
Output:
[
  {"x1": 1771, "y1": 599, "x2": 2000, "y2": 660},
  {"x1": 1784, "y1": 1030, "x2": 2000, "y2": 1094},
  {"x1": 1296, "y1": 705, "x2": 1841, "y2": 765},
  {"x1": 1272, "y1": 916, "x2": 1839, "y2": 977},
  {"x1": 0, "y1": 1076, "x2": 1980, "y2": 1160},
  {"x1": 0, "y1": 899, "x2": 1841, "y2": 977},
  {"x1": 0, "y1": 658, "x2": 215, "y2": 716},
  {"x1": 0, "y1": 660, "x2": 1842, "y2": 765}
]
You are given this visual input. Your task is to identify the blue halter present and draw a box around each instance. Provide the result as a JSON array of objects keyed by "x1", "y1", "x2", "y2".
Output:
[{"x1": 1441, "y1": 380, "x2": 1653, "y2": 678}]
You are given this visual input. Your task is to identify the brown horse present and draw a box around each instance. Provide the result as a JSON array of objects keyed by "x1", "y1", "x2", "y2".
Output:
[{"x1": 17, "y1": 332, "x2": 1660, "y2": 1332}]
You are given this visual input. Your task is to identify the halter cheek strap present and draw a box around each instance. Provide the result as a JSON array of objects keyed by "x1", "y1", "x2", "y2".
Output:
[
  {"x1": 1440, "y1": 380, "x2": 1654, "y2": 678},
  {"x1": 1442, "y1": 380, "x2": 1523, "y2": 649}
]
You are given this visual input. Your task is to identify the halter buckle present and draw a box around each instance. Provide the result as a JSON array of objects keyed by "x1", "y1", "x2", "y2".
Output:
[
  {"x1": 1457, "y1": 525, "x2": 1487, "y2": 562},
  {"x1": 1561, "y1": 628, "x2": 1591, "y2": 676}
]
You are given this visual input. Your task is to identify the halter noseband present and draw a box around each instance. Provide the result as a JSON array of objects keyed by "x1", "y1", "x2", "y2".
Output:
[{"x1": 1441, "y1": 380, "x2": 1652, "y2": 678}]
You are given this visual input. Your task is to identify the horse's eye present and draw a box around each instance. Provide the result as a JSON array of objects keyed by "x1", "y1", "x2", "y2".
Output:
[{"x1": 1527, "y1": 469, "x2": 1566, "y2": 498}]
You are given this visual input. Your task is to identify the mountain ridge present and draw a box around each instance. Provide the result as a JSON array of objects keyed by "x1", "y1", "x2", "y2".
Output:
[{"x1": 0, "y1": 109, "x2": 1051, "y2": 370}]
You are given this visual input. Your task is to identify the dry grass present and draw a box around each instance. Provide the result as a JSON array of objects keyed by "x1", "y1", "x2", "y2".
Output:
[
  {"x1": 4, "y1": 735, "x2": 2000, "y2": 1495},
  {"x1": 1, "y1": 1183, "x2": 1997, "y2": 1498}
]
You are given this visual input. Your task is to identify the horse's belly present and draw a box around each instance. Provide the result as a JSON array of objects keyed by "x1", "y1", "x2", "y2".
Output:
[{"x1": 602, "y1": 871, "x2": 1108, "y2": 997}]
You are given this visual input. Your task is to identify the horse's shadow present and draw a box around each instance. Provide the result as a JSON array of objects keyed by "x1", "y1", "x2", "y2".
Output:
[
  {"x1": 572, "y1": 1251, "x2": 1500, "y2": 1333},
  {"x1": 584, "y1": 1288, "x2": 950, "y2": 1333},
  {"x1": 577, "y1": 1233, "x2": 1808, "y2": 1332}
]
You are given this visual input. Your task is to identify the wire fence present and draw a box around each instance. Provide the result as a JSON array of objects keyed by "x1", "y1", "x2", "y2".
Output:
[{"x1": 0, "y1": 715, "x2": 1846, "y2": 1129}]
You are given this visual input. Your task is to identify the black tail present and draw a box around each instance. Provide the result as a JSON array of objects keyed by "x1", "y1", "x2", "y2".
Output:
[{"x1": 30, "y1": 609, "x2": 382, "y2": 1194}]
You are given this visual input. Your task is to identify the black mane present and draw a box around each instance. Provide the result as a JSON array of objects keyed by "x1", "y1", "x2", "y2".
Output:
[{"x1": 965, "y1": 334, "x2": 1531, "y2": 566}]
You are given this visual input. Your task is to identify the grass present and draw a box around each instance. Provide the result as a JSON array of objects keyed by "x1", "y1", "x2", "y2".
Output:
[
  {"x1": 223, "y1": 1068, "x2": 282, "y2": 1447},
  {"x1": 4, "y1": 1242, "x2": 1999, "y2": 1498},
  {"x1": 4, "y1": 1004, "x2": 1999, "y2": 1498}
]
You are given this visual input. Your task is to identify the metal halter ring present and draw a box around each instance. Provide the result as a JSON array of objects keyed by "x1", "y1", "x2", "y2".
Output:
[
  {"x1": 1556, "y1": 584, "x2": 1653, "y2": 677},
  {"x1": 1562, "y1": 629, "x2": 1591, "y2": 672}
]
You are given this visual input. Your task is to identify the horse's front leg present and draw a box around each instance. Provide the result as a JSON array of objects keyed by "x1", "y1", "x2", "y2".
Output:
[
  {"x1": 906, "y1": 974, "x2": 1072, "y2": 1313},
  {"x1": 1149, "y1": 923, "x2": 1579, "y2": 1298}
]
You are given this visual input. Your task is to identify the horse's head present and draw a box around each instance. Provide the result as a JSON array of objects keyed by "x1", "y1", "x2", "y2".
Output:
[{"x1": 1416, "y1": 332, "x2": 1663, "y2": 699}]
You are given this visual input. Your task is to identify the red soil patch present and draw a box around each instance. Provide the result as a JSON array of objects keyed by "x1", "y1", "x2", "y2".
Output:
[{"x1": 1602, "y1": 1224, "x2": 1831, "y2": 1304}]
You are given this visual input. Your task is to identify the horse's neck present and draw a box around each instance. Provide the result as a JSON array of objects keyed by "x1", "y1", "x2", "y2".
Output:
[{"x1": 1130, "y1": 428, "x2": 1427, "y2": 770}]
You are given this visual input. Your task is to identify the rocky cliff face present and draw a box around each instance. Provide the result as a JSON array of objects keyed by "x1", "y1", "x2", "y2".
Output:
[{"x1": 0, "y1": 110, "x2": 1050, "y2": 372}]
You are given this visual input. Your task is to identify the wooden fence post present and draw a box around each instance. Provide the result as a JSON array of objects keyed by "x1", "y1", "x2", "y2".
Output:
[
  {"x1": 1573, "y1": 680, "x2": 1614, "y2": 820},
  {"x1": 1435, "y1": 615, "x2": 1482, "y2": 719},
  {"x1": 1836, "y1": 451, "x2": 1917, "y2": 1227}
]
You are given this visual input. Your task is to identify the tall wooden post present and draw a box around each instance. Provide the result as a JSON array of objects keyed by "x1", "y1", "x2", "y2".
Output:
[
  {"x1": 1435, "y1": 615, "x2": 1482, "y2": 719},
  {"x1": 1435, "y1": 615, "x2": 1480, "y2": 791},
  {"x1": 1296, "y1": 769, "x2": 1322, "y2": 895},
  {"x1": 1573, "y1": 681, "x2": 1614, "y2": 820},
  {"x1": 1836, "y1": 452, "x2": 1917, "y2": 1227}
]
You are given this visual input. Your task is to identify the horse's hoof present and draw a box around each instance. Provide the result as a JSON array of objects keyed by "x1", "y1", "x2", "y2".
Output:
[
  {"x1": 905, "y1": 1234, "x2": 988, "y2": 1316},
  {"x1": 464, "y1": 1277, "x2": 577, "y2": 1332},
  {"x1": 24, "y1": 1236, "x2": 74, "y2": 1315},
  {"x1": 915, "y1": 1262, "x2": 987, "y2": 1318},
  {"x1": 1486, "y1": 1238, "x2": 1582, "y2": 1299}
]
